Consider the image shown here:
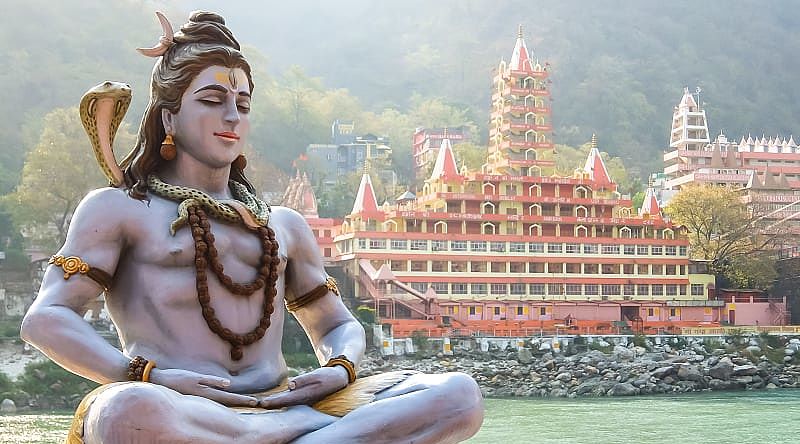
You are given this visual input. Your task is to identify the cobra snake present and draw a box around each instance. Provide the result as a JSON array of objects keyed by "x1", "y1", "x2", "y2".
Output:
[{"x1": 79, "y1": 81, "x2": 270, "y2": 235}]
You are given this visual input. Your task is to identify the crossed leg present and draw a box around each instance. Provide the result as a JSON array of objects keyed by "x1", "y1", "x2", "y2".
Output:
[{"x1": 83, "y1": 372, "x2": 483, "y2": 444}]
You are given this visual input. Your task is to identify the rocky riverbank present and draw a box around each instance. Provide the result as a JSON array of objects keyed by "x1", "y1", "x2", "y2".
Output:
[{"x1": 359, "y1": 336, "x2": 800, "y2": 398}]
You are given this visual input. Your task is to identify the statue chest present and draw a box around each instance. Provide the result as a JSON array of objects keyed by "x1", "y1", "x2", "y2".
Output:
[{"x1": 129, "y1": 211, "x2": 287, "y2": 277}]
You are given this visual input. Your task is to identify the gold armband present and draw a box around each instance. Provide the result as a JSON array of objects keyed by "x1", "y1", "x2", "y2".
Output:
[
  {"x1": 324, "y1": 354, "x2": 357, "y2": 384},
  {"x1": 49, "y1": 255, "x2": 113, "y2": 291},
  {"x1": 285, "y1": 277, "x2": 340, "y2": 312}
]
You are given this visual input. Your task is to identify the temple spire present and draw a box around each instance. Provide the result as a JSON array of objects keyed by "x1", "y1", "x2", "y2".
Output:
[
  {"x1": 639, "y1": 187, "x2": 661, "y2": 217},
  {"x1": 583, "y1": 135, "x2": 615, "y2": 190},
  {"x1": 351, "y1": 173, "x2": 379, "y2": 216},
  {"x1": 429, "y1": 134, "x2": 461, "y2": 182},
  {"x1": 509, "y1": 24, "x2": 532, "y2": 72}
]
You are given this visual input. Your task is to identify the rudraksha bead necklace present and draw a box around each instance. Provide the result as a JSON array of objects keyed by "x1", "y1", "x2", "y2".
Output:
[{"x1": 188, "y1": 206, "x2": 280, "y2": 360}]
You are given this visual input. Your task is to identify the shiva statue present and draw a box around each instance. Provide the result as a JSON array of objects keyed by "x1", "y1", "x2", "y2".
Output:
[{"x1": 21, "y1": 10, "x2": 483, "y2": 444}]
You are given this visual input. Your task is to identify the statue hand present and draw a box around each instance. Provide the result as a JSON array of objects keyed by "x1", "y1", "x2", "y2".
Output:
[
  {"x1": 149, "y1": 367, "x2": 258, "y2": 407},
  {"x1": 258, "y1": 366, "x2": 349, "y2": 409}
]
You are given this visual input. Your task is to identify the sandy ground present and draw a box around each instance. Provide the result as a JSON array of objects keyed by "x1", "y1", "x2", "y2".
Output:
[{"x1": 0, "y1": 342, "x2": 47, "y2": 379}]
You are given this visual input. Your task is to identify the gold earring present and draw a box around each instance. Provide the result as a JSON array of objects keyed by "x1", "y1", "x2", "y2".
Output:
[
  {"x1": 232, "y1": 154, "x2": 247, "y2": 170},
  {"x1": 160, "y1": 134, "x2": 176, "y2": 160}
]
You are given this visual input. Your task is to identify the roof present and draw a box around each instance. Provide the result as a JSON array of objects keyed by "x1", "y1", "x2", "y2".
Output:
[
  {"x1": 509, "y1": 25, "x2": 533, "y2": 72},
  {"x1": 395, "y1": 190, "x2": 416, "y2": 202},
  {"x1": 583, "y1": 146, "x2": 614, "y2": 189},
  {"x1": 639, "y1": 187, "x2": 661, "y2": 217},
  {"x1": 351, "y1": 173, "x2": 380, "y2": 216},
  {"x1": 678, "y1": 87, "x2": 698, "y2": 110},
  {"x1": 429, "y1": 138, "x2": 462, "y2": 182}
]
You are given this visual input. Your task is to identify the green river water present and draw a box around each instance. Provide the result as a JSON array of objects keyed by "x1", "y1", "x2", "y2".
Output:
[{"x1": 1, "y1": 390, "x2": 798, "y2": 443}]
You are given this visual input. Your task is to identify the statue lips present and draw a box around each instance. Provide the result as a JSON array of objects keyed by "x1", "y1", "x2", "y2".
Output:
[{"x1": 214, "y1": 131, "x2": 240, "y2": 142}]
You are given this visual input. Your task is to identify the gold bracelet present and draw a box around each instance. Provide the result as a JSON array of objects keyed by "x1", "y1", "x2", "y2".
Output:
[
  {"x1": 324, "y1": 355, "x2": 357, "y2": 384},
  {"x1": 142, "y1": 360, "x2": 157, "y2": 383}
]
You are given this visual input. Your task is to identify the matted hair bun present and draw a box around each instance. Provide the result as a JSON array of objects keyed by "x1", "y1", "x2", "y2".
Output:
[{"x1": 173, "y1": 10, "x2": 240, "y2": 50}]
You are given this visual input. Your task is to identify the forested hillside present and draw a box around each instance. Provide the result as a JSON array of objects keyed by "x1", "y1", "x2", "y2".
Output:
[{"x1": 1, "y1": 0, "x2": 798, "y2": 199}]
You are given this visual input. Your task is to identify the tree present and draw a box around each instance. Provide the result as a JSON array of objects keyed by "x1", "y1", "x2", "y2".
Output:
[
  {"x1": 2, "y1": 107, "x2": 134, "y2": 250},
  {"x1": 664, "y1": 183, "x2": 777, "y2": 289}
]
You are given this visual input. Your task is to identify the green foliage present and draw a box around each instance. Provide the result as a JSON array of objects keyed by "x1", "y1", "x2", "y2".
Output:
[
  {"x1": 281, "y1": 314, "x2": 314, "y2": 355},
  {"x1": 665, "y1": 183, "x2": 777, "y2": 290},
  {"x1": 283, "y1": 353, "x2": 319, "y2": 369},
  {"x1": 702, "y1": 338, "x2": 725, "y2": 351},
  {"x1": 723, "y1": 329, "x2": 745, "y2": 346},
  {"x1": 410, "y1": 330, "x2": 430, "y2": 355},
  {"x1": 758, "y1": 331, "x2": 780, "y2": 349},
  {"x1": 15, "y1": 360, "x2": 98, "y2": 399},
  {"x1": 588, "y1": 341, "x2": 613, "y2": 354},
  {"x1": 3, "y1": 107, "x2": 134, "y2": 250},
  {"x1": 631, "y1": 334, "x2": 648, "y2": 349},
  {"x1": 0, "y1": 370, "x2": 12, "y2": 393},
  {"x1": 355, "y1": 305, "x2": 377, "y2": 325},
  {"x1": 0, "y1": 249, "x2": 30, "y2": 271},
  {"x1": 0, "y1": 318, "x2": 23, "y2": 338}
]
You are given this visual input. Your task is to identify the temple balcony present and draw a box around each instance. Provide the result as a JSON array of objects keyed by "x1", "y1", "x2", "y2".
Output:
[
  {"x1": 496, "y1": 138, "x2": 553, "y2": 150},
  {"x1": 505, "y1": 104, "x2": 550, "y2": 115}
]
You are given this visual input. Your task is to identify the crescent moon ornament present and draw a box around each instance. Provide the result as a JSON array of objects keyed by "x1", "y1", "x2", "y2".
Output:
[{"x1": 136, "y1": 11, "x2": 175, "y2": 57}]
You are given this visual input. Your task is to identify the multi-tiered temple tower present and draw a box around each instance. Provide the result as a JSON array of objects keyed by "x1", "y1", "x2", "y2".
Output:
[{"x1": 486, "y1": 26, "x2": 553, "y2": 177}]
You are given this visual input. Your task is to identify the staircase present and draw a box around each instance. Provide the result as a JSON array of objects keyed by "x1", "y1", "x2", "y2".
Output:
[{"x1": 356, "y1": 260, "x2": 436, "y2": 319}]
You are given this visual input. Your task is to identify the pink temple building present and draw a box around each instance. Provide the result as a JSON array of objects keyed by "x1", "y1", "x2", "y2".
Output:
[{"x1": 314, "y1": 28, "x2": 788, "y2": 336}]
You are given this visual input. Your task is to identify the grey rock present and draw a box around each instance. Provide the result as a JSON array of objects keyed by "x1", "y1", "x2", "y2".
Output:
[
  {"x1": 766, "y1": 383, "x2": 779, "y2": 389},
  {"x1": 651, "y1": 366, "x2": 675, "y2": 379},
  {"x1": 709, "y1": 360, "x2": 734, "y2": 381},
  {"x1": 608, "y1": 382, "x2": 638, "y2": 396},
  {"x1": 734, "y1": 376, "x2": 753, "y2": 385},
  {"x1": 745, "y1": 345, "x2": 762, "y2": 355},
  {"x1": 0, "y1": 399, "x2": 16, "y2": 414},
  {"x1": 517, "y1": 348, "x2": 533, "y2": 364},
  {"x1": 733, "y1": 364, "x2": 759, "y2": 376},
  {"x1": 786, "y1": 348, "x2": 796, "y2": 356},
  {"x1": 677, "y1": 365, "x2": 704, "y2": 382},
  {"x1": 555, "y1": 372, "x2": 572, "y2": 382},
  {"x1": 613, "y1": 345, "x2": 635, "y2": 361}
]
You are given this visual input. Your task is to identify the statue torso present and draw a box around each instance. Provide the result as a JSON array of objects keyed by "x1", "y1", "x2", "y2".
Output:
[{"x1": 104, "y1": 192, "x2": 291, "y2": 393}]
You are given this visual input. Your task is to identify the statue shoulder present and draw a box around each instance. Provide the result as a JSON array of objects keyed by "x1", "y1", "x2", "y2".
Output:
[
  {"x1": 269, "y1": 206, "x2": 309, "y2": 231},
  {"x1": 71, "y1": 187, "x2": 143, "y2": 231}
]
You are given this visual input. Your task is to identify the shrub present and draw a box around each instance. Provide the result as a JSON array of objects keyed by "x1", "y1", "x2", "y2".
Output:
[
  {"x1": 355, "y1": 305, "x2": 376, "y2": 325},
  {"x1": 15, "y1": 360, "x2": 98, "y2": 400},
  {"x1": 284, "y1": 352, "x2": 319, "y2": 369},
  {"x1": 410, "y1": 330, "x2": 430, "y2": 355},
  {"x1": 631, "y1": 334, "x2": 648, "y2": 349}
]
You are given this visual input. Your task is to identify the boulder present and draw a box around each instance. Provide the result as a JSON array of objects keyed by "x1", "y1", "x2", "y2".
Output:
[
  {"x1": 651, "y1": 366, "x2": 675, "y2": 379},
  {"x1": 677, "y1": 365, "x2": 704, "y2": 382},
  {"x1": 0, "y1": 399, "x2": 15, "y2": 414},
  {"x1": 745, "y1": 345, "x2": 762, "y2": 355},
  {"x1": 613, "y1": 345, "x2": 635, "y2": 361},
  {"x1": 607, "y1": 382, "x2": 638, "y2": 396},
  {"x1": 709, "y1": 359, "x2": 734, "y2": 381},
  {"x1": 732, "y1": 364, "x2": 758, "y2": 376},
  {"x1": 517, "y1": 348, "x2": 533, "y2": 364}
]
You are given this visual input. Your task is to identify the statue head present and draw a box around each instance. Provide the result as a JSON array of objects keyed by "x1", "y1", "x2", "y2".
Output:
[{"x1": 124, "y1": 11, "x2": 255, "y2": 199}]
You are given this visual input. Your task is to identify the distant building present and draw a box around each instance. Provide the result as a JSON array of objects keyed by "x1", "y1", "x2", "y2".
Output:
[
  {"x1": 281, "y1": 171, "x2": 340, "y2": 262},
  {"x1": 486, "y1": 25, "x2": 554, "y2": 177},
  {"x1": 663, "y1": 88, "x2": 799, "y2": 191},
  {"x1": 325, "y1": 27, "x2": 788, "y2": 336},
  {"x1": 661, "y1": 87, "x2": 800, "y2": 238},
  {"x1": 412, "y1": 126, "x2": 471, "y2": 180},
  {"x1": 306, "y1": 120, "x2": 394, "y2": 188}
]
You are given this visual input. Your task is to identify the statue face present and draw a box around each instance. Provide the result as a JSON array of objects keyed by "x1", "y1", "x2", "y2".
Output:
[{"x1": 165, "y1": 65, "x2": 251, "y2": 169}]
